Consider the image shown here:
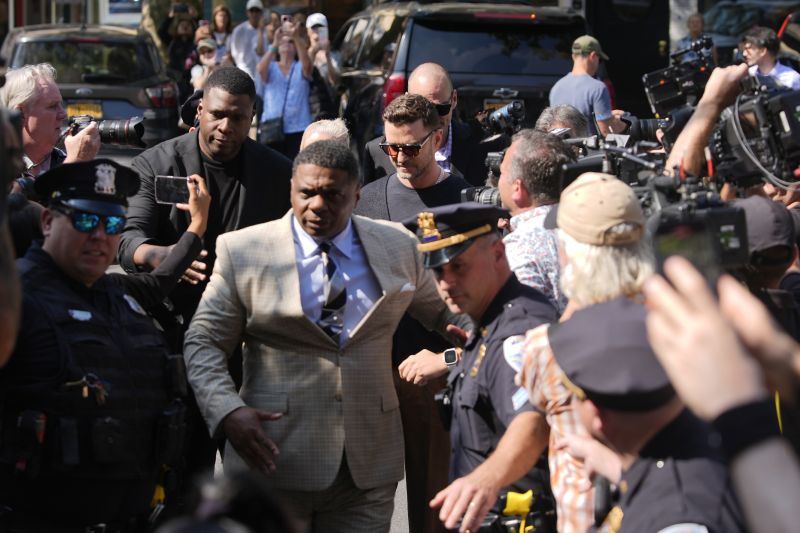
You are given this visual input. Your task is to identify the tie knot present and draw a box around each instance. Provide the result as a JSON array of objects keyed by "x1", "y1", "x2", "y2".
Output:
[{"x1": 318, "y1": 241, "x2": 332, "y2": 255}]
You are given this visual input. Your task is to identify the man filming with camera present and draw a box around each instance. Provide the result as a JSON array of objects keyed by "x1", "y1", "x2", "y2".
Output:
[
  {"x1": 740, "y1": 26, "x2": 800, "y2": 91},
  {"x1": 0, "y1": 63, "x2": 100, "y2": 200}
]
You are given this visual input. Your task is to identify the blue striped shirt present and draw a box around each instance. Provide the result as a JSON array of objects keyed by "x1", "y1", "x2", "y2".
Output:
[{"x1": 257, "y1": 60, "x2": 312, "y2": 134}]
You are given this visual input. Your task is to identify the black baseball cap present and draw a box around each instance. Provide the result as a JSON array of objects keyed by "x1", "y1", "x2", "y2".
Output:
[
  {"x1": 404, "y1": 203, "x2": 508, "y2": 269},
  {"x1": 549, "y1": 297, "x2": 675, "y2": 412}
]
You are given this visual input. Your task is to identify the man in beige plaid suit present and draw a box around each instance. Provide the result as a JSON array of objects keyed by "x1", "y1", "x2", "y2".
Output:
[{"x1": 184, "y1": 140, "x2": 465, "y2": 532}]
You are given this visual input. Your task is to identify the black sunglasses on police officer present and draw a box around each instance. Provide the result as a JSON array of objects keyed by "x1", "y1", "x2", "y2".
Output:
[
  {"x1": 379, "y1": 129, "x2": 437, "y2": 158},
  {"x1": 52, "y1": 206, "x2": 127, "y2": 236}
]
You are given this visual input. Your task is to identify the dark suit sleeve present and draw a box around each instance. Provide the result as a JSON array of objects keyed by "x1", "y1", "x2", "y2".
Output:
[
  {"x1": 362, "y1": 137, "x2": 395, "y2": 185},
  {"x1": 452, "y1": 121, "x2": 495, "y2": 187},
  {"x1": 362, "y1": 141, "x2": 377, "y2": 185},
  {"x1": 118, "y1": 153, "x2": 161, "y2": 273}
]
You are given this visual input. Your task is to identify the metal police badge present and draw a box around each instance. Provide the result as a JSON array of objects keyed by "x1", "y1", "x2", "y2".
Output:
[{"x1": 94, "y1": 163, "x2": 117, "y2": 195}]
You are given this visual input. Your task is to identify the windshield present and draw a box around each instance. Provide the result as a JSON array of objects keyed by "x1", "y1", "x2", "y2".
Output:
[
  {"x1": 407, "y1": 19, "x2": 583, "y2": 75},
  {"x1": 12, "y1": 40, "x2": 157, "y2": 83}
]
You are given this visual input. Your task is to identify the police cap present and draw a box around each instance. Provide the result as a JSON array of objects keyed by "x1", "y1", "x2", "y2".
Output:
[
  {"x1": 34, "y1": 159, "x2": 140, "y2": 217},
  {"x1": 404, "y1": 202, "x2": 508, "y2": 269},
  {"x1": 549, "y1": 297, "x2": 675, "y2": 412}
]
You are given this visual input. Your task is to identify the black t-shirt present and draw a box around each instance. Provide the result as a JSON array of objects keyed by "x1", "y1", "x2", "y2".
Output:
[
  {"x1": 201, "y1": 150, "x2": 243, "y2": 258},
  {"x1": 355, "y1": 172, "x2": 471, "y2": 223},
  {"x1": 354, "y1": 172, "x2": 472, "y2": 365}
]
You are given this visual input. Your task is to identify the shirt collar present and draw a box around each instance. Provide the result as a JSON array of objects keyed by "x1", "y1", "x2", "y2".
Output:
[
  {"x1": 292, "y1": 215, "x2": 354, "y2": 259},
  {"x1": 435, "y1": 123, "x2": 453, "y2": 165},
  {"x1": 509, "y1": 204, "x2": 554, "y2": 232}
]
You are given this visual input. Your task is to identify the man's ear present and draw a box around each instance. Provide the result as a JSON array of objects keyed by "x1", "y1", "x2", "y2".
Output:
[
  {"x1": 40, "y1": 208, "x2": 55, "y2": 238},
  {"x1": 433, "y1": 127, "x2": 444, "y2": 148},
  {"x1": 451, "y1": 89, "x2": 458, "y2": 111}
]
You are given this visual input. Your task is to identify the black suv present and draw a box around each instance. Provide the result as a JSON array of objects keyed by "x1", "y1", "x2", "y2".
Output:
[
  {"x1": 333, "y1": 2, "x2": 588, "y2": 160},
  {"x1": 1, "y1": 24, "x2": 182, "y2": 149}
]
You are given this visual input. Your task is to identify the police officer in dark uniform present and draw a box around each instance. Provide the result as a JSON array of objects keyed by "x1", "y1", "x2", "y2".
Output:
[
  {"x1": 0, "y1": 159, "x2": 210, "y2": 531},
  {"x1": 549, "y1": 297, "x2": 746, "y2": 533},
  {"x1": 403, "y1": 203, "x2": 557, "y2": 533}
]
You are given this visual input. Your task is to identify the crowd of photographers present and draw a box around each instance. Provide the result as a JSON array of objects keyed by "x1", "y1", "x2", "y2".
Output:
[{"x1": 3, "y1": 20, "x2": 800, "y2": 533}]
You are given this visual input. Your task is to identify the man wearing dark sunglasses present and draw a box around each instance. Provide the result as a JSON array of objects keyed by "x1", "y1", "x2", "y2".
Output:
[
  {"x1": 362, "y1": 63, "x2": 497, "y2": 186},
  {"x1": 1, "y1": 159, "x2": 212, "y2": 529},
  {"x1": 355, "y1": 92, "x2": 473, "y2": 533}
]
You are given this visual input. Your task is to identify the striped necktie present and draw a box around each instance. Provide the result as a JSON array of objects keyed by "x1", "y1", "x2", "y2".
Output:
[{"x1": 318, "y1": 241, "x2": 347, "y2": 341}]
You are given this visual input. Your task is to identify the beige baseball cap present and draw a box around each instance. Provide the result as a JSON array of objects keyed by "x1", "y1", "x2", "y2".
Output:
[
  {"x1": 546, "y1": 172, "x2": 645, "y2": 246},
  {"x1": 572, "y1": 35, "x2": 609, "y2": 61}
]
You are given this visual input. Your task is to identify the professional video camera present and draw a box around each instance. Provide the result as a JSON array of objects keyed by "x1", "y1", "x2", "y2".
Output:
[
  {"x1": 560, "y1": 137, "x2": 749, "y2": 281},
  {"x1": 615, "y1": 36, "x2": 715, "y2": 150},
  {"x1": 462, "y1": 101, "x2": 526, "y2": 207},
  {"x1": 711, "y1": 75, "x2": 800, "y2": 189},
  {"x1": 64, "y1": 115, "x2": 146, "y2": 148},
  {"x1": 642, "y1": 35, "x2": 714, "y2": 119}
]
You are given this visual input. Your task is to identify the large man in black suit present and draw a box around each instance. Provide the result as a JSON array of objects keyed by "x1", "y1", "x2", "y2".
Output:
[
  {"x1": 119, "y1": 67, "x2": 292, "y2": 322},
  {"x1": 361, "y1": 63, "x2": 492, "y2": 186},
  {"x1": 118, "y1": 67, "x2": 292, "y2": 485}
]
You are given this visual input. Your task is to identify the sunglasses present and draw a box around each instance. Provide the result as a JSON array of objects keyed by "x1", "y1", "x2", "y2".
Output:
[
  {"x1": 379, "y1": 129, "x2": 437, "y2": 158},
  {"x1": 433, "y1": 92, "x2": 455, "y2": 117},
  {"x1": 55, "y1": 207, "x2": 126, "y2": 236}
]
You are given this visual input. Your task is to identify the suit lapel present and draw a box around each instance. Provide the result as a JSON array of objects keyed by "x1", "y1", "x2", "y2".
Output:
[
  {"x1": 275, "y1": 211, "x2": 341, "y2": 347},
  {"x1": 169, "y1": 132, "x2": 204, "y2": 231},
  {"x1": 450, "y1": 121, "x2": 470, "y2": 177},
  {"x1": 235, "y1": 140, "x2": 258, "y2": 229},
  {"x1": 345, "y1": 216, "x2": 400, "y2": 343}
]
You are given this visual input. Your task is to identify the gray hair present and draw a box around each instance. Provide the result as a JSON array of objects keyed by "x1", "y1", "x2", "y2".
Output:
[
  {"x1": 300, "y1": 118, "x2": 350, "y2": 150},
  {"x1": 558, "y1": 227, "x2": 654, "y2": 307},
  {"x1": 509, "y1": 129, "x2": 575, "y2": 204},
  {"x1": 293, "y1": 139, "x2": 360, "y2": 183},
  {"x1": 0, "y1": 63, "x2": 57, "y2": 110},
  {"x1": 535, "y1": 105, "x2": 589, "y2": 138}
]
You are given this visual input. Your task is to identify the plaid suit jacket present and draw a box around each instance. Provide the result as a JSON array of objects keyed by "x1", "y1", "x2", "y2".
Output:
[{"x1": 184, "y1": 211, "x2": 457, "y2": 490}]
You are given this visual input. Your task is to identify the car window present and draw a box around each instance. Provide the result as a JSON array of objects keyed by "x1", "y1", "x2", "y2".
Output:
[
  {"x1": 407, "y1": 19, "x2": 583, "y2": 75},
  {"x1": 357, "y1": 14, "x2": 404, "y2": 71},
  {"x1": 339, "y1": 17, "x2": 370, "y2": 69},
  {"x1": 12, "y1": 40, "x2": 157, "y2": 83}
]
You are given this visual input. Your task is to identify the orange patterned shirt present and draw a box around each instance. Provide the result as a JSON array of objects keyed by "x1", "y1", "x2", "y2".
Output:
[{"x1": 523, "y1": 323, "x2": 594, "y2": 533}]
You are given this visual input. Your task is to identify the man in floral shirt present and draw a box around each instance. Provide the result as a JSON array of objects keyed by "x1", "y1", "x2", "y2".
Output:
[{"x1": 498, "y1": 130, "x2": 575, "y2": 314}]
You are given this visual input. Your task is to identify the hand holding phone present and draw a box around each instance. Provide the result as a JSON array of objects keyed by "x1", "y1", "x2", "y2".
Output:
[{"x1": 155, "y1": 175, "x2": 190, "y2": 205}]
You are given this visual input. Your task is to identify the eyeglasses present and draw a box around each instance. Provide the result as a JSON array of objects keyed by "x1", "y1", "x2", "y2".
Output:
[
  {"x1": 379, "y1": 129, "x2": 437, "y2": 158},
  {"x1": 54, "y1": 207, "x2": 126, "y2": 236}
]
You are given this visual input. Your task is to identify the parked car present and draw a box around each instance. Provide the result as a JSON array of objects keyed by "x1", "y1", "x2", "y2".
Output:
[
  {"x1": 332, "y1": 2, "x2": 589, "y2": 162},
  {"x1": 1, "y1": 24, "x2": 181, "y2": 150}
]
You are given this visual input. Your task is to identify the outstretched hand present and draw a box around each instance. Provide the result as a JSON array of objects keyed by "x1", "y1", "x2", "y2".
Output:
[{"x1": 223, "y1": 406, "x2": 283, "y2": 476}]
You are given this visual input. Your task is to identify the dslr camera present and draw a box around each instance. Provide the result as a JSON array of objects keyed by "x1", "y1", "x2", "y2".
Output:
[
  {"x1": 65, "y1": 115, "x2": 146, "y2": 149},
  {"x1": 461, "y1": 101, "x2": 526, "y2": 207}
]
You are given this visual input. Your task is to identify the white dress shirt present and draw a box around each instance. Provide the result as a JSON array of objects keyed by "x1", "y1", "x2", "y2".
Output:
[
  {"x1": 749, "y1": 61, "x2": 800, "y2": 90},
  {"x1": 292, "y1": 216, "x2": 382, "y2": 344}
]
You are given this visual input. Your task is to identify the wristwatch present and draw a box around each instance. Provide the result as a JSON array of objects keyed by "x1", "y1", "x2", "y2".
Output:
[{"x1": 443, "y1": 348, "x2": 459, "y2": 367}]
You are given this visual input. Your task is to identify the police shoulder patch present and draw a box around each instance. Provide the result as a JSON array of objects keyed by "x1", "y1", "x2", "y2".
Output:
[{"x1": 503, "y1": 334, "x2": 526, "y2": 373}]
